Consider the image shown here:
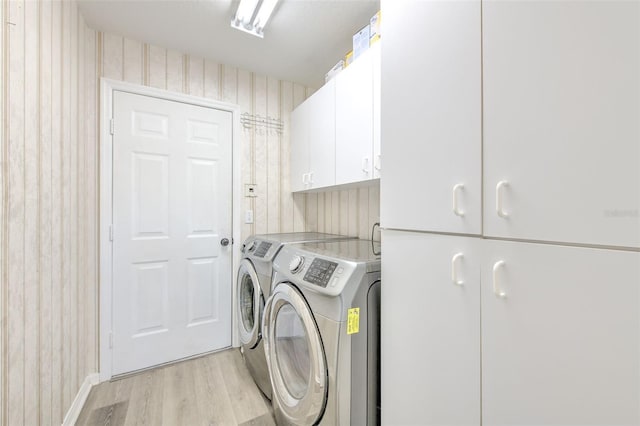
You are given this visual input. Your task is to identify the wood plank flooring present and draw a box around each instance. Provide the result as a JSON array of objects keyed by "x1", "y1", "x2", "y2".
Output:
[{"x1": 76, "y1": 349, "x2": 275, "y2": 426}]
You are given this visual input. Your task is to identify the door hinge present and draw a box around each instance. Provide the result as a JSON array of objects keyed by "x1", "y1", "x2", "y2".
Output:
[
  {"x1": 110, "y1": 118, "x2": 115, "y2": 135},
  {"x1": 109, "y1": 224, "x2": 114, "y2": 241},
  {"x1": 109, "y1": 331, "x2": 114, "y2": 348}
]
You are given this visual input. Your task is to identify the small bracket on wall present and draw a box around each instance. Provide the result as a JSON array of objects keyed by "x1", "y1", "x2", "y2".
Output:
[{"x1": 245, "y1": 184, "x2": 258, "y2": 197}]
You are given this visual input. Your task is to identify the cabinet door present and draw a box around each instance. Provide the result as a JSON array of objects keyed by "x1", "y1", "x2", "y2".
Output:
[
  {"x1": 372, "y1": 43, "x2": 381, "y2": 179},
  {"x1": 308, "y1": 79, "x2": 336, "y2": 189},
  {"x1": 483, "y1": 1, "x2": 640, "y2": 248},
  {"x1": 335, "y1": 47, "x2": 374, "y2": 185},
  {"x1": 482, "y1": 240, "x2": 640, "y2": 425},
  {"x1": 380, "y1": 0, "x2": 481, "y2": 235},
  {"x1": 290, "y1": 100, "x2": 309, "y2": 192},
  {"x1": 382, "y1": 230, "x2": 480, "y2": 426}
]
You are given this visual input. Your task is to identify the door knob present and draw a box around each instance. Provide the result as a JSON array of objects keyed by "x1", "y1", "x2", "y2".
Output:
[{"x1": 221, "y1": 238, "x2": 230, "y2": 247}]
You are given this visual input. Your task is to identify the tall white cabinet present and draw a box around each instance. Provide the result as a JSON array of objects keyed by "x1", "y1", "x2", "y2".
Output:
[{"x1": 381, "y1": 0, "x2": 640, "y2": 424}]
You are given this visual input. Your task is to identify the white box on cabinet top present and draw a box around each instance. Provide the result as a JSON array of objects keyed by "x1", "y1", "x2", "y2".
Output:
[
  {"x1": 380, "y1": 0, "x2": 482, "y2": 235},
  {"x1": 482, "y1": 0, "x2": 639, "y2": 248}
]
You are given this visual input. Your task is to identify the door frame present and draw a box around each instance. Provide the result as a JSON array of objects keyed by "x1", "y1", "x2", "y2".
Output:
[{"x1": 99, "y1": 78, "x2": 242, "y2": 382}]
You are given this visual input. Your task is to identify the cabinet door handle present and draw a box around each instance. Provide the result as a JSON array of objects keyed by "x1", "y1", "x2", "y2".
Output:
[
  {"x1": 496, "y1": 180, "x2": 510, "y2": 218},
  {"x1": 362, "y1": 157, "x2": 369, "y2": 174},
  {"x1": 374, "y1": 154, "x2": 381, "y2": 171},
  {"x1": 452, "y1": 183, "x2": 465, "y2": 217},
  {"x1": 492, "y1": 260, "x2": 507, "y2": 298},
  {"x1": 451, "y1": 253, "x2": 464, "y2": 286},
  {"x1": 309, "y1": 172, "x2": 314, "y2": 185},
  {"x1": 302, "y1": 173, "x2": 309, "y2": 185}
]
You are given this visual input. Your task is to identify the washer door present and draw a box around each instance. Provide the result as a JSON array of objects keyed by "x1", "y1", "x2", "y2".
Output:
[
  {"x1": 237, "y1": 259, "x2": 263, "y2": 348},
  {"x1": 263, "y1": 283, "x2": 327, "y2": 425}
]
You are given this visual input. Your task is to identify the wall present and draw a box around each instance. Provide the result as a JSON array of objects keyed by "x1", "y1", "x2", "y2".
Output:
[
  {"x1": 0, "y1": 0, "x2": 96, "y2": 425},
  {"x1": 92, "y1": 32, "x2": 381, "y2": 244}
]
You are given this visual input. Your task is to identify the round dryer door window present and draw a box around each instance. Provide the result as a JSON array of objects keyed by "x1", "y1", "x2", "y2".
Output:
[
  {"x1": 237, "y1": 260, "x2": 262, "y2": 348},
  {"x1": 263, "y1": 283, "x2": 327, "y2": 425}
]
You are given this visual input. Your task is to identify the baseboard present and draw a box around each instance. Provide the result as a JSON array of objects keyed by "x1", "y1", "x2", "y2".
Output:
[{"x1": 62, "y1": 373, "x2": 100, "y2": 426}]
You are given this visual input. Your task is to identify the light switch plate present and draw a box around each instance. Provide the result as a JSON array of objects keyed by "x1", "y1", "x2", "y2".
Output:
[{"x1": 245, "y1": 210, "x2": 254, "y2": 224}]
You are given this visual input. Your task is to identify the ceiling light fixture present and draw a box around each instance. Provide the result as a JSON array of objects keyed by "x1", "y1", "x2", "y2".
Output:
[{"x1": 231, "y1": 0, "x2": 279, "y2": 38}]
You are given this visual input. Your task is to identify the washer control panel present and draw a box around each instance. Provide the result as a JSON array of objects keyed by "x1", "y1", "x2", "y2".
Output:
[{"x1": 303, "y1": 258, "x2": 338, "y2": 288}]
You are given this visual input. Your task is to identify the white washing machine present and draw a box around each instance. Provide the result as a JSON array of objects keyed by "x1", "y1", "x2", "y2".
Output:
[
  {"x1": 263, "y1": 239, "x2": 381, "y2": 425},
  {"x1": 237, "y1": 233, "x2": 355, "y2": 400}
]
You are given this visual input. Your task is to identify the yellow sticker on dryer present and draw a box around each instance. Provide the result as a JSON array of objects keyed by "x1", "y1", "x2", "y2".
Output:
[{"x1": 347, "y1": 308, "x2": 360, "y2": 335}]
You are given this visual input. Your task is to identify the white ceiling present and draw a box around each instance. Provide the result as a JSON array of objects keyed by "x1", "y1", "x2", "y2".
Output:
[{"x1": 79, "y1": 0, "x2": 379, "y2": 88}]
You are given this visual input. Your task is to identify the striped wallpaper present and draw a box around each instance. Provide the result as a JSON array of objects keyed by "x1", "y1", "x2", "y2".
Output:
[
  {"x1": 0, "y1": 2, "x2": 380, "y2": 424},
  {"x1": 1, "y1": 0, "x2": 94, "y2": 424}
]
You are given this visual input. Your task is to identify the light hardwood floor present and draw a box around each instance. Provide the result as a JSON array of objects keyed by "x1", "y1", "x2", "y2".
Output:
[{"x1": 77, "y1": 349, "x2": 275, "y2": 426}]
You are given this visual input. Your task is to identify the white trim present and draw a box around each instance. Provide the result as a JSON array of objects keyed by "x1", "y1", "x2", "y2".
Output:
[
  {"x1": 99, "y1": 78, "x2": 242, "y2": 382},
  {"x1": 62, "y1": 373, "x2": 100, "y2": 426}
]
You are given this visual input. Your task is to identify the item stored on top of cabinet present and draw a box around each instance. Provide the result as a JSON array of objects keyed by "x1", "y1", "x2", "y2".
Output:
[
  {"x1": 370, "y1": 10, "x2": 381, "y2": 44},
  {"x1": 353, "y1": 24, "x2": 370, "y2": 59},
  {"x1": 325, "y1": 59, "x2": 345, "y2": 83}
]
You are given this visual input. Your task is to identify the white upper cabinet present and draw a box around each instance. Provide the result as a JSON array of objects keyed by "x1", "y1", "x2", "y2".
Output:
[
  {"x1": 335, "y1": 44, "x2": 378, "y2": 185},
  {"x1": 307, "y1": 79, "x2": 336, "y2": 189},
  {"x1": 482, "y1": 239, "x2": 640, "y2": 425},
  {"x1": 290, "y1": 100, "x2": 309, "y2": 192},
  {"x1": 483, "y1": 1, "x2": 640, "y2": 248},
  {"x1": 290, "y1": 80, "x2": 336, "y2": 191},
  {"x1": 290, "y1": 45, "x2": 380, "y2": 192},
  {"x1": 380, "y1": 0, "x2": 482, "y2": 235}
]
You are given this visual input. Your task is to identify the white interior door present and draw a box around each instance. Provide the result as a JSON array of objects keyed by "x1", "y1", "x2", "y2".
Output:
[{"x1": 112, "y1": 90, "x2": 233, "y2": 375}]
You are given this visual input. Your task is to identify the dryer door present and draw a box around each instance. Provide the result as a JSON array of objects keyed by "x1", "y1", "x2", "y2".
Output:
[
  {"x1": 263, "y1": 283, "x2": 327, "y2": 425},
  {"x1": 237, "y1": 259, "x2": 263, "y2": 348}
]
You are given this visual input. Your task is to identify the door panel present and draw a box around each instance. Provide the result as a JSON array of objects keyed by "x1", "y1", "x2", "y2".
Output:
[
  {"x1": 483, "y1": 1, "x2": 640, "y2": 247},
  {"x1": 381, "y1": 0, "x2": 482, "y2": 235},
  {"x1": 308, "y1": 80, "x2": 336, "y2": 189},
  {"x1": 336, "y1": 47, "x2": 373, "y2": 184},
  {"x1": 187, "y1": 258, "x2": 218, "y2": 325},
  {"x1": 482, "y1": 240, "x2": 640, "y2": 425},
  {"x1": 381, "y1": 230, "x2": 481, "y2": 425},
  {"x1": 290, "y1": 102, "x2": 309, "y2": 192},
  {"x1": 112, "y1": 91, "x2": 232, "y2": 375}
]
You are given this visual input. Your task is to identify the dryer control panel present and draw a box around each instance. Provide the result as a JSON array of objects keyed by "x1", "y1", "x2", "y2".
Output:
[{"x1": 303, "y1": 258, "x2": 338, "y2": 287}]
